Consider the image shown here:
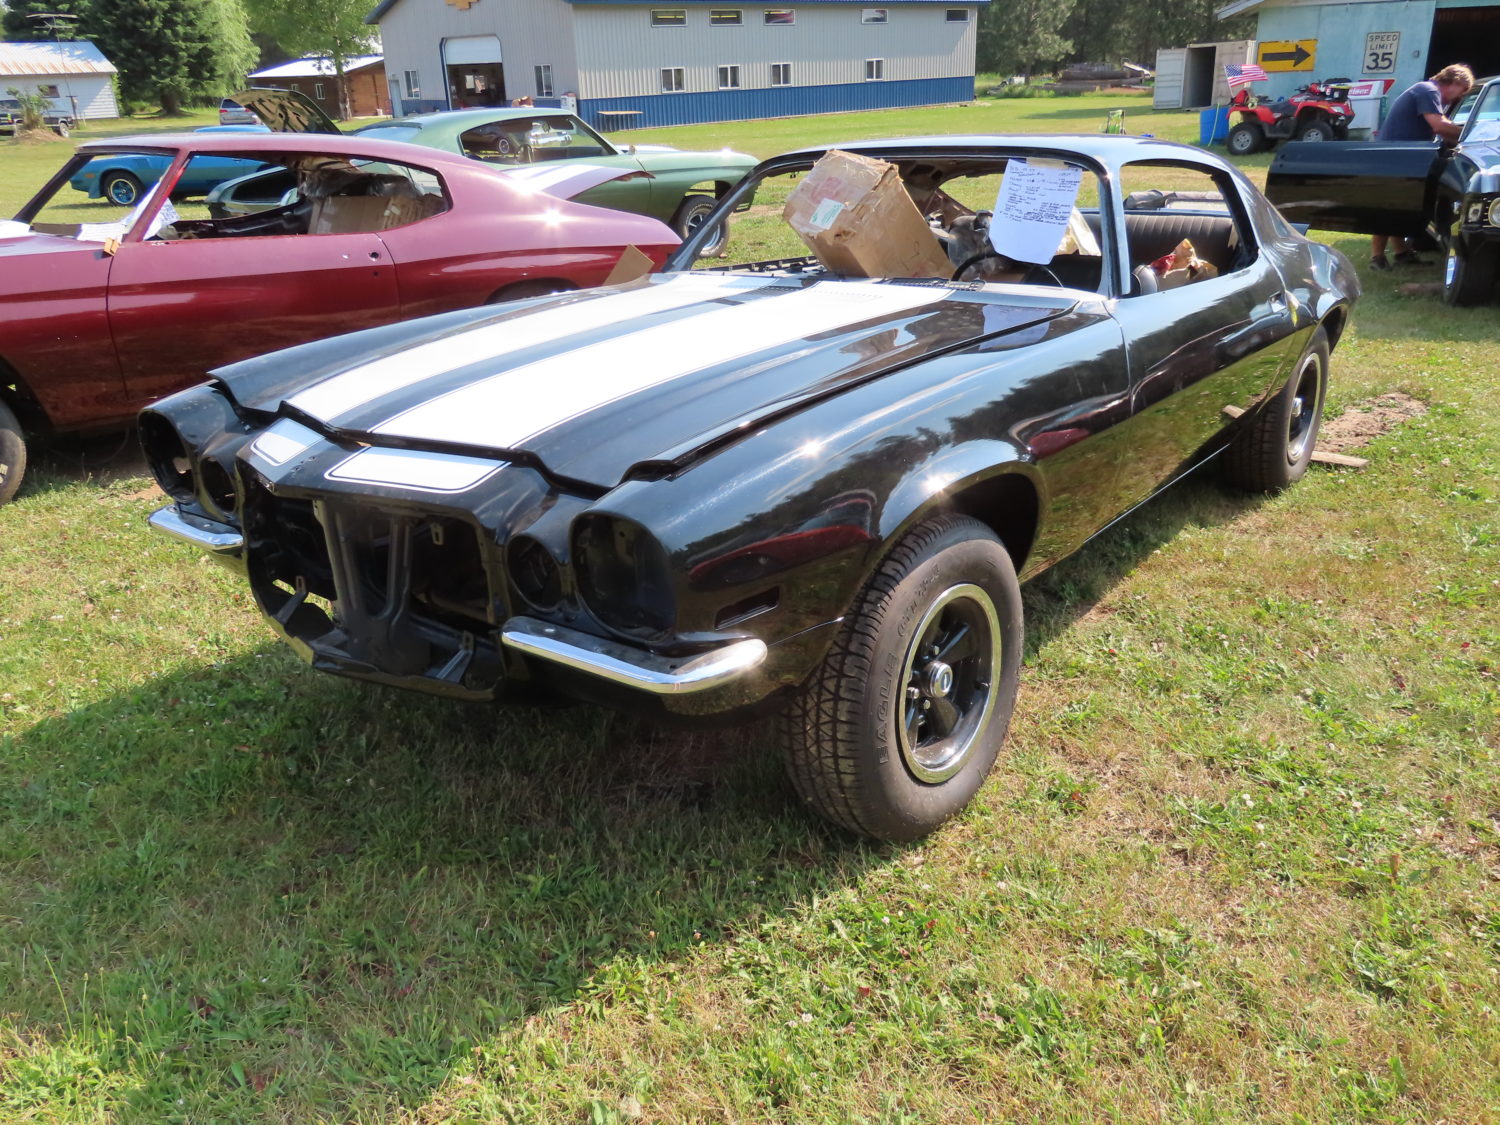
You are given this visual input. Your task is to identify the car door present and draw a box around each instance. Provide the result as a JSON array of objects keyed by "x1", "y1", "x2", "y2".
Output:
[
  {"x1": 1112, "y1": 164, "x2": 1299, "y2": 502},
  {"x1": 105, "y1": 158, "x2": 401, "y2": 407}
]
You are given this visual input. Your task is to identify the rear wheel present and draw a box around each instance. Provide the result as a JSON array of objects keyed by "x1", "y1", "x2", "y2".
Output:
[
  {"x1": 1443, "y1": 241, "x2": 1497, "y2": 307},
  {"x1": 101, "y1": 171, "x2": 143, "y2": 206},
  {"x1": 53, "y1": 120, "x2": 70, "y2": 138},
  {"x1": 779, "y1": 513, "x2": 1023, "y2": 842},
  {"x1": 670, "y1": 194, "x2": 728, "y2": 258},
  {"x1": 1298, "y1": 117, "x2": 1335, "y2": 142},
  {"x1": 0, "y1": 399, "x2": 27, "y2": 507},
  {"x1": 1227, "y1": 122, "x2": 1264, "y2": 156},
  {"x1": 1223, "y1": 327, "x2": 1329, "y2": 492}
]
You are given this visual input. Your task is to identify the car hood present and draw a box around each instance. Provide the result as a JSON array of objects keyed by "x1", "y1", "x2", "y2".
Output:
[
  {"x1": 232, "y1": 87, "x2": 342, "y2": 135},
  {"x1": 230, "y1": 273, "x2": 1077, "y2": 491}
]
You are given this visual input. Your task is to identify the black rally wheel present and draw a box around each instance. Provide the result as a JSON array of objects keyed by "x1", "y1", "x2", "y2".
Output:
[
  {"x1": 1223, "y1": 326, "x2": 1329, "y2": 493},
  {"x1": 779, "y1": 513, "x2": 1023, "y2": 842},
  {"x1": 0, "y1": 399, "x2": 27, "y2": 506}
]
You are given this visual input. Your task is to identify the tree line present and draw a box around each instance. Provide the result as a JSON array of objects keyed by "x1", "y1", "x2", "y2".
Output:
[
  {"x1": 2, "y1": 0, "x2": 370, "y2": 116},
  {"x1": 978, "y1": 0, "x2": 1255, "y2": 79}
]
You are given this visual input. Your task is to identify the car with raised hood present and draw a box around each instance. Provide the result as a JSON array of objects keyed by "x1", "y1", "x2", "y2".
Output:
[
  {"x1": 212, "y1": 88, "x2": 757, "y2": 254},
  {"x1": 142, "y1": 134, "x2": 1358, "y2": 841},
  {"x1": 1266, "y1": 74, "x2": 1500, "y2": 305},
  {"x1": 0, "y1": 131, "x2": 679, "y2": 505}
]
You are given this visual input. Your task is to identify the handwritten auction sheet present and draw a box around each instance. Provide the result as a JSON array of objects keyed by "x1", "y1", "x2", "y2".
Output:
[{"x1": 989, "y1": 159, "x2": 1083, "y2": 264}]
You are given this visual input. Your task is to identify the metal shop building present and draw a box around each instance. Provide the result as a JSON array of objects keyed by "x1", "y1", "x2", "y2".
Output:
[
  {"x1": 365, "y1": 0, "x2": 985, "y2": 129},
  {"x1": 1215, "y1": 0, "x2": 1500, "y2": 104}
]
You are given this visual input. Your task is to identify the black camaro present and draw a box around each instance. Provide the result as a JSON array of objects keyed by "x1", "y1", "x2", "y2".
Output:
[{"x1": 142, "y1": 135, "x2": 1359, "y2": 841}]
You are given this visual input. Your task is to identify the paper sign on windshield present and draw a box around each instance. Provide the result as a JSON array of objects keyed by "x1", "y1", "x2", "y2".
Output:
[{"x1": 989, "y1": 159, "x2": 1084, "y2": 264}]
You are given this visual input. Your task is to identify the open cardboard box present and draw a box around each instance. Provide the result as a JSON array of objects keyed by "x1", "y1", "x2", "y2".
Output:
[{"x1": 783, "y1": 149, "x2": 951, "y2": 279}]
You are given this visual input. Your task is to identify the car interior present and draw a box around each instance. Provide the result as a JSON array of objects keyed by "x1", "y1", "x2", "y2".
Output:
[{"x1": 700, "y1": 153, "x2": 1253, "y2": 297}]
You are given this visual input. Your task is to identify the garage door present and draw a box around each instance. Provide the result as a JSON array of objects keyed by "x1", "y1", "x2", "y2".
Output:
[{"x1": 443, "y1": 35, "x2": 502, "y2": 65}]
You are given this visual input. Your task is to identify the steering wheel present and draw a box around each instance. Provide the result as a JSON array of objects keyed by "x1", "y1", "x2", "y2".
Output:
[{"x1": 952, "y1": 253, "x2": 1065, "y2": 286}]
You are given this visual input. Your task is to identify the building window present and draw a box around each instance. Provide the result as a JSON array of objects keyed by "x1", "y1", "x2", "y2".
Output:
[
  {"x1": 862, "y1": 9, "x2": 888, "y2": 23},
  {"x1": 37, "y1": 83, "x2": 60, "y2": 98},
  {"x1": 865, "y1": 58, "x2": 884, "y2": 81},
  {"x1": 945, "y1": 7, "x2": 969, "y2": 21},
  {"x1": 770, "y1": 61, "x2": 792, "y2": 86},
  {"x1": 651, "y1": 9, "x2": 686, "y2": 25},
  {"x1": 535, "y1": 64, "x2": 554, "y2": 97},
  {"x1": 710, "y1": 9, "x2": 742, "y2": 24},
  {"x1": 763, "y1": 9, "x2": 794, "y2": 25},
  {"x1": 717, "y1": 64, "x2": 742, "y2": 89},
  {"x1": 314, "y1": 82, "x2": 326, "y2": 100},
  {"x1": 661, "y1": 67, "x2": 686, "y2": 92},
  {"x1": 403, "y1": 69, "x2": 420, "y2": 99}
]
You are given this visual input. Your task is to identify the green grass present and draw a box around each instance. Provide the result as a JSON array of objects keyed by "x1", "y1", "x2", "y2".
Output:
[{"x1": 3, "y1": 94, "x2": 1499, "y2": 1122}]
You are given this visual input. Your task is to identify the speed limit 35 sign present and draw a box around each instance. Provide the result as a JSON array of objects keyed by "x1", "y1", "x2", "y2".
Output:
[{"x1": 1364, "y1": 31, "x2": 1400, "y2": 76}]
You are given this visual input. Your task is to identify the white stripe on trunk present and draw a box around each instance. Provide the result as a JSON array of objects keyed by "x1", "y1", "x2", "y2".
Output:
[
  {"x1": 288, "y1": 275, "x2": 778, "y2": 423},
  {"x1": 373, "y1": 281, "x2": 947, "y2": 450}
]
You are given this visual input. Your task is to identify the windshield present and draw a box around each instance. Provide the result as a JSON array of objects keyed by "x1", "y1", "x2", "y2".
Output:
[{"x1": 1462, "y1": 82, "x2": 1500, "y2": 142}]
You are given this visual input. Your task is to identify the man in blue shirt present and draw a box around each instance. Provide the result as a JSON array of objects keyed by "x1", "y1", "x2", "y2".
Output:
[{"x1": 1371, "y1": 64, "x2": 1474, "y2": 269}]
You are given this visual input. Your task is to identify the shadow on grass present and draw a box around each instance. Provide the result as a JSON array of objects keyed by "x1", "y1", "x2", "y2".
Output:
[
  {"x1": 0, "y1": 467, "x2": 1261, "y2": 1115},
  {"x1": 1, "y1": 645, "x2": 880, "y2": 1116},
  {"x1": 18, "y1": 425, "x2": 152, "y2": 502}
]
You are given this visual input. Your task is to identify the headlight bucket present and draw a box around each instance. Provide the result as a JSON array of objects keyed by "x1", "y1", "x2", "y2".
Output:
[
  {"x1": 572, "y1": 514, "x2": 675, "y2": 639},
  {"x1": 138, "y1": 411, "x2": 195, "y2": 503}
]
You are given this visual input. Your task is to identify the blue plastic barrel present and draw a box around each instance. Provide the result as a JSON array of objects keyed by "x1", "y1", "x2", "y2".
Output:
[{"x1": 1198, "y1": 106, "x2": 1231, "y2": 146}]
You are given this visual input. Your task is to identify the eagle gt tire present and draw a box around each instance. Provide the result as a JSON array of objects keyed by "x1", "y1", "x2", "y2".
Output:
[{"x1": 780, "y1": 513, "x2": 1023, "y2": 842}]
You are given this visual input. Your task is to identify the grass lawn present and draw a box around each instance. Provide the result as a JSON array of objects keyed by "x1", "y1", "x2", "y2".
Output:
[{"x1": 2, "y1": 93, "x2": 1498, "y2": 1122}]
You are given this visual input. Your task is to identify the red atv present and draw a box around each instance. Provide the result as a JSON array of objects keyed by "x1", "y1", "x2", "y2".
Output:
[{"x1": 1226, "y1": 78, "x2": 1354, "y2": 156}]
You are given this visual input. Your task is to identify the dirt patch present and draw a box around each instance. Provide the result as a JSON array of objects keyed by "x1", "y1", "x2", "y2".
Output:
[
  {"x1": 1319, "y1": 392, "x2": 1428, "y2": 453},
  {"x1": 7, "y1": 128, "x2": 68, "y2": 145}
]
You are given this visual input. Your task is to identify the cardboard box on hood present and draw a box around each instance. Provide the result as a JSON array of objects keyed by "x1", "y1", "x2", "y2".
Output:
[{"x1": 783, "y1": 149, "x2": 951, "y2": 279}]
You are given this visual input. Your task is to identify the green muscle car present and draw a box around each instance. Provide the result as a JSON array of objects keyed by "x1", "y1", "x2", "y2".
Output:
[{"x1": 208, "y1": 89, "x2": 757, "y2": 255}]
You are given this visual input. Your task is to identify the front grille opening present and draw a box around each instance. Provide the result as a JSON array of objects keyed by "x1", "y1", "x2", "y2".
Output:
[
  {"x1": 411, "y1": 517, "x2": 492, "y2": 629},
  {"x1": 244, "y1": 483, "x2": 336, "y2": 602}
]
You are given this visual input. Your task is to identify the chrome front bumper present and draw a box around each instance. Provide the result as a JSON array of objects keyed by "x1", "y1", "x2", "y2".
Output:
[
  {"x1": 149, "y1": 505, "x2": 244, "y2": 554},
  {"x1": 501, "y1": 617, "x2": 768, "y2": 696}
]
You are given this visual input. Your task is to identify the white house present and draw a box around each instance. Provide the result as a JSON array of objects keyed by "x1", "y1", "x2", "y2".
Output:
[
  {"x1": 366, "y1": 0, "x2": 986, "y2": 129},
  {"x1": 0, "y1": 39, "x2": 118, "y2": 120}
]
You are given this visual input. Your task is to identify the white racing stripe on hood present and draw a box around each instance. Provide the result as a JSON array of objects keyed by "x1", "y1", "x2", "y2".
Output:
[
  {"x1": 372, "y1": 281, "x2": 947, "y2": 450},
  {"x1": 288, "y1": 275, "x2": 777, "y2": 423}
]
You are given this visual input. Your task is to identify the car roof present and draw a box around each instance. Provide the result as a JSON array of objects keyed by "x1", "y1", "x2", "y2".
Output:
[
  {"x1": 370, "y1": 108, "x2": 580, "y2": 130},
  {"x1": 768, "y1": 133, "x2": 1233, "y2": 173},
  {"x1": 72, "y1": 131, "x2": 492, "y2": 169}
]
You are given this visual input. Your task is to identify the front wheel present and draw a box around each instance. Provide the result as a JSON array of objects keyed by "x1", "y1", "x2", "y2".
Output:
[
  {"x1": 53, "y1": 120, "x2": 70, "y2": 138},
  {"x1": 1443, "y1": 241, "x2": 1497, "y2": 307},
  {"x1": 1223, "y1": 327, "x2": 1329, "y2": 492},
  {"x1": 1298, "y1": 118, "x2": 1335, "y2": 142},
  {"x1": 101, "y1": 171, "x2": 143, "y2": 206},
  {"x1": 779, "y1": 513, "x2": 1023, "y2": 842},
  {"x1": 670, "y1": 195, "x2": 728, "y2": 258},
  {"x1": 1227, "y1": 122, "x2": 1264, "y2": 156},
  {"x1": 0, "y1": 399, "x2": 28, "y2": 506}
]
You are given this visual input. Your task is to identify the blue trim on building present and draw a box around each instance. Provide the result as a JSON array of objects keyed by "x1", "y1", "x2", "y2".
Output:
[{"x1": 579, "y1": 75, "x2": 974, "y2": 129}]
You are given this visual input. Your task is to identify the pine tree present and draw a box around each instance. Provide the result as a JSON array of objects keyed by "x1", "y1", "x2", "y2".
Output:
[
  {"x1": 1, "y1": 0, "x2": 94, "y2": 42},
  {"x1": 976, "y1": 0, "x2": 1077, "y2": 79},
  {"x1": 91, "y1": 0, "x2": 256, "y2": 113}
]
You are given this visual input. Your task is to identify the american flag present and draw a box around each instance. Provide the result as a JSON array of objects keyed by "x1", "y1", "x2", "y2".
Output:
[{"x1": 1225, "y1": 63, "x2": 1269, "y2": 87}]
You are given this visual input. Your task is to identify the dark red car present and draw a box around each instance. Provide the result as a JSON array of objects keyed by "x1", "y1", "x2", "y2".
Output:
[{"x1": 0, "y1": 132, "x2": 680, "y2": 504}]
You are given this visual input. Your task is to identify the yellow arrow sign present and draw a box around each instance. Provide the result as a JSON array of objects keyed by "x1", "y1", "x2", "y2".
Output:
[{"x1": 1258, "y1": 40, "x2": 1317, "y2": 72}]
